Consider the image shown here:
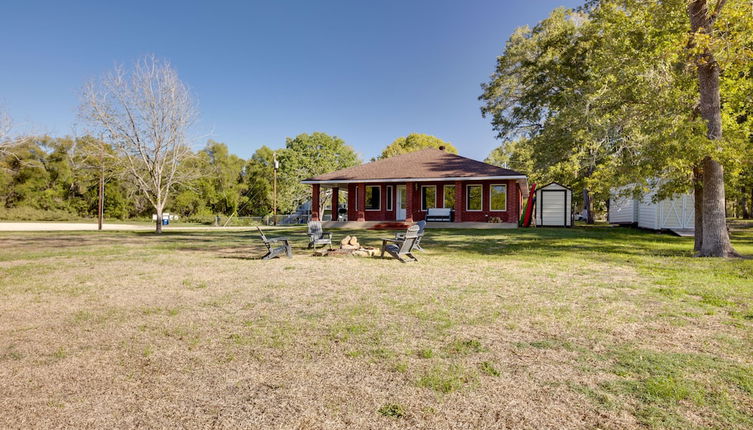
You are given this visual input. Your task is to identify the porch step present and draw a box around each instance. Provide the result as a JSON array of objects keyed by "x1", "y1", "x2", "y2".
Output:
[
  {"x1": 366, "y1": 222, "x2": 412, "y2": 230},
  {"x1": 669, "y1": 228, "x2": 695, "y2": 237}
]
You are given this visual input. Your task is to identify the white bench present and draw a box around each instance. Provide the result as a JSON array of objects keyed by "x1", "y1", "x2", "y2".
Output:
[{"x1": 425, "y1": 208, "x2": 452, "y2": 222}]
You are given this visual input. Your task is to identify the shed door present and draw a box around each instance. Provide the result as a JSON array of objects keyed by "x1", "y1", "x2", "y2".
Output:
[
  {"x1": 540, "y1": 190, "x2": 567, "y2": 227},
  {"x1": 660, "y1": 197, "x2": 683, "y2": 229},
  {"x1": 682, "y1": 195, "x2": 695, "y2": 229}
]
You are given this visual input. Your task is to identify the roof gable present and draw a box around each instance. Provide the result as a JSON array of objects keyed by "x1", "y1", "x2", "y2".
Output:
[
  {"x1": 537, "y1": 182, "x2": 571, "y2": 191},
  {"x1": 303, "y1": 149, "x2": 525, "y2": 183}
]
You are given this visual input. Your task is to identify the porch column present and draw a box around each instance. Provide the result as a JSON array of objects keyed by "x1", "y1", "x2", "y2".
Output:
[
  {"x1": 405, "y1": 182, "x2": 414, "y2": 223},
  {"x1": 454, "y1": 180, "x2": 463, "y2": 222},
  {"x1": 311, "y1": 184, "x2": 320, "y2": 221},
  {"x1": 357, "y1": 183, "x2": 366, "y2": 221},
  {"x1": 331, "y1": 187, "x2": 339, "y2": 221}
]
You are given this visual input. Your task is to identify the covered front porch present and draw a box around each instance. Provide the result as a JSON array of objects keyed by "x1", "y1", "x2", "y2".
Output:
[
  {"x1": 309, "y1": 178, "x2": 523, "y2": 225},
  {"x1": 310, "y1": 181, "x2": 459, "y2": 224}
]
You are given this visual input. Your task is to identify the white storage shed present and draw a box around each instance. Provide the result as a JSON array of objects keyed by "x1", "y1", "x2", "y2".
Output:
[
  {"x1": 608, "y1": 185, "x2": 694, "y2": 231},
  {"x1": 535, "y1": 182, "x2": 572, "y2": 227}
]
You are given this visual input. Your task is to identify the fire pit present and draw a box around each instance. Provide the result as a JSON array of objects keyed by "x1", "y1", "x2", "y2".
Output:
[{"x1": 313, "y1": 235, "x2": 378, "y2": 258}]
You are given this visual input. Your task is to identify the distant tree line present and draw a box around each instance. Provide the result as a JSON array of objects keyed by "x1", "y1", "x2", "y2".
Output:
[
  {"x1": 0, "y1": 133, "x2": 363, "y2": 221},
  {"x1": 0, "y1": 127, "x2": 454, "y2": 222}
]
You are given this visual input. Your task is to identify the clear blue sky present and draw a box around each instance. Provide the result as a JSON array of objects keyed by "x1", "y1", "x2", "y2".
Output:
[{"x1": 1, "y1": 0, "x2": 580, "y2": 161}]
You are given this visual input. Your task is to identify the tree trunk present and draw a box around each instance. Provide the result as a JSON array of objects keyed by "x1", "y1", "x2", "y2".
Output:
[
  {"x1": 741, "y1": 187, "x2": 750, "y2": 219},
  {"x1": 689, "y1": 0, "x2": 738, "y2": 257},
  {"x1": 698, "y1": 157, "x2": 737, "y2": 256},
  {"x1": 97, "y1": 168, "x2": 104, "y2": 231},
  {"x1": 693, "y1": 167, "x2": 703, "y2": 252},
  {"x1": 582, "y1": 188, "x2": 595, "y2": 224},
  {"x1": 155, "y1": 208, "x2": 163, "y2": 234},
  {"x1": 319, "y1": 189, "x2": 331, "y2": 221}
]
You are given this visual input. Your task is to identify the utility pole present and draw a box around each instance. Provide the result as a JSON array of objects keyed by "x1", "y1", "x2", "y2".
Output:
[
  {"x1": 97, "y1": 146, "x2": 104, "y2": 231},
  {"x1": 273, "y1": 152, "x2": 279, "y2": 226},
  {"x1": 98, "y1": 165, "x2": 104, "y2": 230}
]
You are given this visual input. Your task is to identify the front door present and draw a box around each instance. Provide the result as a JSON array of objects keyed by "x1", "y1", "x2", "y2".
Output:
[
  {"x1": 540, "y1": 190, "x2": 567, "y2": 226},
  {"x1": 396, "y1": 185, "x2": 407, "y2": 221}
]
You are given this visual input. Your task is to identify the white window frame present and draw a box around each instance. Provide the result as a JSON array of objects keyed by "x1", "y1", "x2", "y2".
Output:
[
  {"x1": 386, "y1": 185, "x2": 393, "y2": 211},
  {"x1": 365, "y1": 185, "x2": 381, "y2": 211},
  {"x1": 465, "y1": 184, "x2": 483, "y2": 212},
  {"x1": 442, "y1": 184, "x2": 455, "y2": 209},
  {"x1": 489, "y1": 184, "x2": 507, "y2": 212},
  {"x1": 420, "y1": 185, "x2": 437, "y2": 211}
]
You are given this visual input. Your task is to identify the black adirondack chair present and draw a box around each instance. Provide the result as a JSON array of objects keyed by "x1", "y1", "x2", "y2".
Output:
[
  {"x1": 381, "y1": 224, "x2": 420, "y2": 263},
  {"x1": 307, "y1": 221, "x2": 333, "y2": 250},
  {"x1": 257, "y1": 226, "x2": 292, "y2": 260},
  {"x1": 395, "y1": 220, "x2": 426, "y2": 251}
]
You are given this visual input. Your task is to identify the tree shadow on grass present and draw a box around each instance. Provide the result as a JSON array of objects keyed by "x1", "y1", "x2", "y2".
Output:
[
  {"x1": 418, "y1": 227, "x2": 697, "y2": 259},
  {"x1": 218, "y1": 254, "x2": 260, "y2": 261}
]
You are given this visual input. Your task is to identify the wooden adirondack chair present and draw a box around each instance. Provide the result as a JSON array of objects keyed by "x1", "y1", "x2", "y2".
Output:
[
  {"x1": 257, "y1": 226, "x2": 292, "y2": 260},
  {"x1": 381, "y1": 224, "x2": 420, "y2": 263},
  {"x1": 395, "y1": 220, "x2": 426, "y2": 251},
  {"x1": 307, "y1": 221, "x2": 333, "y2": 250}
]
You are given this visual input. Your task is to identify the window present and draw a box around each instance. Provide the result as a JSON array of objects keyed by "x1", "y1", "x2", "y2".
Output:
[
  {"x1": 386, "y1": 186, "x2": 393, "y2": 211},
  {"x1": 490, "y1": 184, "x2": 507, "y2": 211},
  {"x1": 354, "y1": 187, "x2": 358, "y2": 211},
  {"x1": 421, "y1": 186, "x2": 436, "y2": 211},
  {"x1": 466, "y1": 184, "x2": 482, "y2": 211},
  {"x1": 443, "y1": 185, "x2": 455, "y2": 209},
  {"x1": 365, "y1": 186, "x2": 380, "y2": 210}
]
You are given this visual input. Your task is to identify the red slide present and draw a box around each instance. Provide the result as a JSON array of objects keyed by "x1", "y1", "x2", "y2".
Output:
[{"x1": 522, "y1": 183, "x2": 537, "y2": 227}]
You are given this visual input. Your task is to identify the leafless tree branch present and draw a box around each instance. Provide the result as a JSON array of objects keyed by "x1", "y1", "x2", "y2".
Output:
[
  {"x1": 0, "y1": 110, "x2": 27, "y2": 157},
  {"x1": 80, "y1": 55, "x2": 198, "y2": 232}
]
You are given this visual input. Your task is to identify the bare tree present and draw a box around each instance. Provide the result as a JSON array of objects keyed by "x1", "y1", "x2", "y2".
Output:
[
  {"x1": 81, "y1": 56, "x2": 197, "y2": 233},
  {"x1": 0, "y1": 110, "x2": 26, "y2": 155}
]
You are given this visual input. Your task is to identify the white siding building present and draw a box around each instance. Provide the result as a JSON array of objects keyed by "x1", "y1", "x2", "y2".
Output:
[
  {"x1": 607, "y1": 186, "x2": 639, "y2": 224},
  {"x1": 608, "y1": 185, "x2": 694, "y2": 231}
]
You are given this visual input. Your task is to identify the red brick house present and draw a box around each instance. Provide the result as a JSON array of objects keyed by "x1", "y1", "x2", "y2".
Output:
[{"x1": 301, "y1": 148, "x2": 528, "y2": 226}]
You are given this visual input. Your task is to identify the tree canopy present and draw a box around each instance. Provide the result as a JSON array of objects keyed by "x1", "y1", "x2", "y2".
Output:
[
  {"x1": 277, "y1": 132, "x2": 361, "y2": 212},
  {"x1": 0, "y1": 133, "x2": 359, "y2": 222},
  {"x1": 377, "y1": 133, "x2": 457, "y2": 159},
  {"x1": 480, "y1": 0, "x2": 753, "y2": 244}
]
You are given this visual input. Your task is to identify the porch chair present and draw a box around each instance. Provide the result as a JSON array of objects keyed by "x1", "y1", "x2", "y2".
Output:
[
  {"x1": 307, "y1": 221, "x2": 333, "y2": 250},
  {"x1": 381, "y1": 224, "x2": 420, "y2": 263},
  {"x1": 395, "y1": 219, "x2": 426, "y2": 251},
  {"x1": 256, "y1": 226, "x2": 292, "y2": 260}
]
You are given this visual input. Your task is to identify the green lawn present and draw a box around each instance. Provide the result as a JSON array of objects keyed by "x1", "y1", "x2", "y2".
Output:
[{"x1": 1, "y1": 224, "x2": 752, "y2": 428}]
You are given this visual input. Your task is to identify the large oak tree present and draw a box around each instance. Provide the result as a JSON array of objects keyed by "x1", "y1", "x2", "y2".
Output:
[{"x1": 480, "y1": 0, "x2": 752, "y2": 255}]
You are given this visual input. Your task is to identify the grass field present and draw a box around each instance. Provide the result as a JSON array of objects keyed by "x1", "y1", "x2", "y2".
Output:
[{"x1": 1, "y1": 224, "x2": 752, "y2": 429}]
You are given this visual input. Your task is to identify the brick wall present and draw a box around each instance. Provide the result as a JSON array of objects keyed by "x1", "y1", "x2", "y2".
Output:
[{"x1": 339, "y1": 179, "x2": 520, "y2": 223}]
